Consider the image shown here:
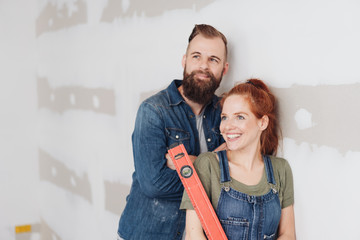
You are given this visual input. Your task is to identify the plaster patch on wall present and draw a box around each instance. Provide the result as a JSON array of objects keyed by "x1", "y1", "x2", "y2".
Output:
[
  {"x1": 39, "y1": 148, "x2": 92, "y2": 203},
  {"x1": 37, "y1": 77, "x2": 116, "y2": 115},
  {"x1": 104, "y1": 181, "x2": 130, "y2": 215},
  {"x1": 36, "y1": 0, "x2": 87, "y2": 37},
  {"x1": 100, "y1": 0, "x2": 215, "y2": 21},
  {"x1": 273, "y1": 83, "x2": 360, "y2": 153},
  {"x1": 294, "y1": 108, "x2": 315, "y2": 130}
]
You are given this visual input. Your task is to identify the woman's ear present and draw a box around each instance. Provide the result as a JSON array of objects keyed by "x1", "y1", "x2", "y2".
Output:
[{"x1": 259, "y1": 115, "x2": 269, "y2": 131}]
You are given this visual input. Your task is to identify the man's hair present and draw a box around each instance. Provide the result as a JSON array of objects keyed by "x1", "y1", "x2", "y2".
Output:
[{"x1": 188, "y1": 24, "x2": 228, "y2": 58}]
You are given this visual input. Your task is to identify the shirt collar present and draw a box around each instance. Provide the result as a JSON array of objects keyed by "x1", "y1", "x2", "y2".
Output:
[{"x1": 166, "y1": 80, "x2": 184, "y2": 106}]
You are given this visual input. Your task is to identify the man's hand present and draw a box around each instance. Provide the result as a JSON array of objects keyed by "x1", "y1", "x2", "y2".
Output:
[
  {"x1": 166, "y1": 153, "x2": 176, "y2": 170},
  {"x1": 213, "y1": 142, "x2": 227, "y2": 152},
  {"x1": 166, "y1": 153, "x2": 198, "y2": 170},
  {"x1": 188, "y1": 155, "x2": 197, "y2": 163}
]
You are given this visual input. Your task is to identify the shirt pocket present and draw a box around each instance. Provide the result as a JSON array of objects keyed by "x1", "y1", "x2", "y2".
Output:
[{"x1": 165, "y1": 128, "x2": 190, "y2": 149}]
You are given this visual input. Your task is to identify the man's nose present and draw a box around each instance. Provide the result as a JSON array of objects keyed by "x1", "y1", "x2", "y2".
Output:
[{"x1": 199, "y1": 58, "x2": 209, "y2": 70}]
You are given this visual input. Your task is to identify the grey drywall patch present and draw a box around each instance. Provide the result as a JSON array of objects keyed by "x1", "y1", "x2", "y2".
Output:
[
  {"x1": 39, "y1": 218, "x2": 62, "y2": 240},
  {"x1": 272, "y1": 83, "x2": 360, "y2": 153},
  {"x1": 15, "y1": 233, "x2": 31, "y2": 240},
  {"x1": 101, "y1": 0, "x2": 215, "y2": 21},
  {"x1": 104, "y1": 181, "x2": 130, "y2": 215},
  {"x1": 36, "y1": 1, "x2": 87, "y2": 37},
  {"x1": 37, "y1": 77, "x2": 116, "y2": 115},
  {"x1": 39, "y1": 148, "x2": 92, "y2": 203}
]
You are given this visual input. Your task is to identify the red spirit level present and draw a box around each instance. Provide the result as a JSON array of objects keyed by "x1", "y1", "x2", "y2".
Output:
[{"x1": 168, "y1": 143, "x2": 228, "y2": 240}]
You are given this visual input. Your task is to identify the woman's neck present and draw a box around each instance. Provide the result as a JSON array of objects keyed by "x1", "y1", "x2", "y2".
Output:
[
  {"x1": 226, "y1": 148, "x2": 264, "y2": 185},
  {"x1": 227, "y1": 147, "x2": 263, "y2": 171}
]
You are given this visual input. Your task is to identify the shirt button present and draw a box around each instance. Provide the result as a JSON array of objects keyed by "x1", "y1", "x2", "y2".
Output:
[
  {"x1": 207, "y1": 138, "x2": 211, "y2": 142},
  {"x1": 203, "y1": 115, "x2": 206, "y2": 118},
  {"x1": 175, "y1": 135, "x2": 179, "y2": 139}
]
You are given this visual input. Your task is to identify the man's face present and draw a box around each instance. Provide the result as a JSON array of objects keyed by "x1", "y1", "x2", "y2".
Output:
[{"x1": 182, "y1": 34, "x2": 229, "y2": 105}]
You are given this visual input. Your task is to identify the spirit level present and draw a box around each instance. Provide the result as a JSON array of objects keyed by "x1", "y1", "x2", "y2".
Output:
[{"x1": 168, "y1": 143, "x2": 227, "y2": 240}]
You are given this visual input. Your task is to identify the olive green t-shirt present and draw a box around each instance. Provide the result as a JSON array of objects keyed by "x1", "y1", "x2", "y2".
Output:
[{"x1": 180, "y1": 152, "x2": 294, "y2": 211}]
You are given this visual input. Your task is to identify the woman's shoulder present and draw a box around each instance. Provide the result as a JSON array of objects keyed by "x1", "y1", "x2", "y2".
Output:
[
  {"x1": 194, "y1": 152, "x2": 219, "y2": 168},
  {"x1": 197, "y1": 151, "x2": 218, "y2": 162},
  {"x1": 268, "y1": 155, "x2": 292, "y2": 173}
]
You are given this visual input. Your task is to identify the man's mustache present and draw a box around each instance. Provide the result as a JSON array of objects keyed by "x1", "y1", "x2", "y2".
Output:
[{"x1": 191, "y1": 70, "x2": 213, "y2": 79}]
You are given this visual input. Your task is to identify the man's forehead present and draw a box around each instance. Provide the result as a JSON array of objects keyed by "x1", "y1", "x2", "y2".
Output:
[{"x1": 187, "y1": 35, "x2": 226, "y2": 58}]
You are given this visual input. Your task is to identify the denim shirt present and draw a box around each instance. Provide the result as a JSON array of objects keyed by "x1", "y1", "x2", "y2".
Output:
[{"x1": 118, "y1": 80, "x2": 224, "y2": 240}]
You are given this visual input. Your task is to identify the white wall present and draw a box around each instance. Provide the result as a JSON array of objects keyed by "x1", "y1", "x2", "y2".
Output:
[
  {"x1": 0, "y1": 1, "x2": 40, "y2": 239},
  {"x1": 1, "y1": 0, "x2": 360, "y2": 239}
]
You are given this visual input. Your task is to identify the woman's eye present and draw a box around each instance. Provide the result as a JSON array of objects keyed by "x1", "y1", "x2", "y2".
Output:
[
  {"x1": 221, "y1": 116, "x2": 227, "y2": 121},
  {"x1": 237, "y1": 115, "x2": 245, "y2": 120}
]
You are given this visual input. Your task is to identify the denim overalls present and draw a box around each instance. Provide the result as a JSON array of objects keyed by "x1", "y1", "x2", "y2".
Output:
[{"x1": 216, "y1": 151, "x2": 281, "y2": 240}]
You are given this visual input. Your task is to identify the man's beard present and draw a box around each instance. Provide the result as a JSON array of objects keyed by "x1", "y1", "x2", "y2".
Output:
[{"x1": 182, "y1": 69, "x2": 223, "y2": 105}]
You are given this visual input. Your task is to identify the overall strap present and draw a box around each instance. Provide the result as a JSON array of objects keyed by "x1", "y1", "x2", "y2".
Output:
[
  {"x1": 263, "y1": 155, "x2": 276, "y2": 185},
  {"x1": 217, "y1": 151, "x2": 231, "y2": 183}
]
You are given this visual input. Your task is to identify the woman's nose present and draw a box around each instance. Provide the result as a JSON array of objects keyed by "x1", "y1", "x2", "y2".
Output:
[{"x1": 224, "y1": 120, "x2": 235, "y2": 131}]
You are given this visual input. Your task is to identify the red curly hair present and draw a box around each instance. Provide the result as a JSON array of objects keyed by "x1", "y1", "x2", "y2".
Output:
[{"x1": 220, "y1": 79, "x2": 280, "y2": 155}]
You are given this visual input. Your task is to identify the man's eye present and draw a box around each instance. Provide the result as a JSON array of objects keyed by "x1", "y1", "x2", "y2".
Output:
[
  {"x1": 210, "y1": 58, "x2": 219, "y2": 63},
  {"x1": 193, "y1": 55, "x2": 200, "y2": 59}
]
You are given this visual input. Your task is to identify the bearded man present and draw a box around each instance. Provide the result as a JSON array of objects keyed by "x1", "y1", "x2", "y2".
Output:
[{"x1": 117, "y1": 24, "x2": 229, "y2": 240}]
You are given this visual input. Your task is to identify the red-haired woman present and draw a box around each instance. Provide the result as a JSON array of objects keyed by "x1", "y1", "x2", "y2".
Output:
[{"x1": 180, "y1": 79, "x2": 295, "y2": 240}]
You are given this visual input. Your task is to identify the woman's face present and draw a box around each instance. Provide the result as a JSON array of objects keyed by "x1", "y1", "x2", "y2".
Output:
[{"x1": 220, "y1": 94, "x2": 267, "y2": 152}]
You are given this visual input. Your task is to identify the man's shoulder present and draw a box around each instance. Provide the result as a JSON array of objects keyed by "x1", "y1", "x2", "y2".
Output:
[
  {"x1": 143, "y1": 89, "x2": 168, "y2": 105},
  {"x1": 141, "y1": 80, "x2": 181, "y2": 106}
]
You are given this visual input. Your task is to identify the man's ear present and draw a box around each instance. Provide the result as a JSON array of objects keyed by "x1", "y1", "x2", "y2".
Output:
[
  {"x1": 259, "y1": 115, "x2": 269, "y2": 131},
  {"x1": 182, "y1": 54, "x2": 186, "y2": 68},
  {"x1": 222, "y1": 62, "x2": 229, "y2": 76}
]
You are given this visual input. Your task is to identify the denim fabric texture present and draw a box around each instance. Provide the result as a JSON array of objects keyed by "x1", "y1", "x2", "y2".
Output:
[
  {"x1": 216, "y1": 151, "x2": 281, "y2": 240},
  {"x1": 118, "y1": 80, "x2": 224, "y2": 240}
]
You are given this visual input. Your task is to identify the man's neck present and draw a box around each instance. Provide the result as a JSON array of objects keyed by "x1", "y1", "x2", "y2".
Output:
[{"x1": 178, "y1": 86, "x2": 205, "y2": 115}]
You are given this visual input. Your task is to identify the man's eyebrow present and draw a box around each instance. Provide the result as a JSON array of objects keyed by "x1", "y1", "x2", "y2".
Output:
[{"x1": 190, "y1": 51, "x2": 201, "y2": 55}]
